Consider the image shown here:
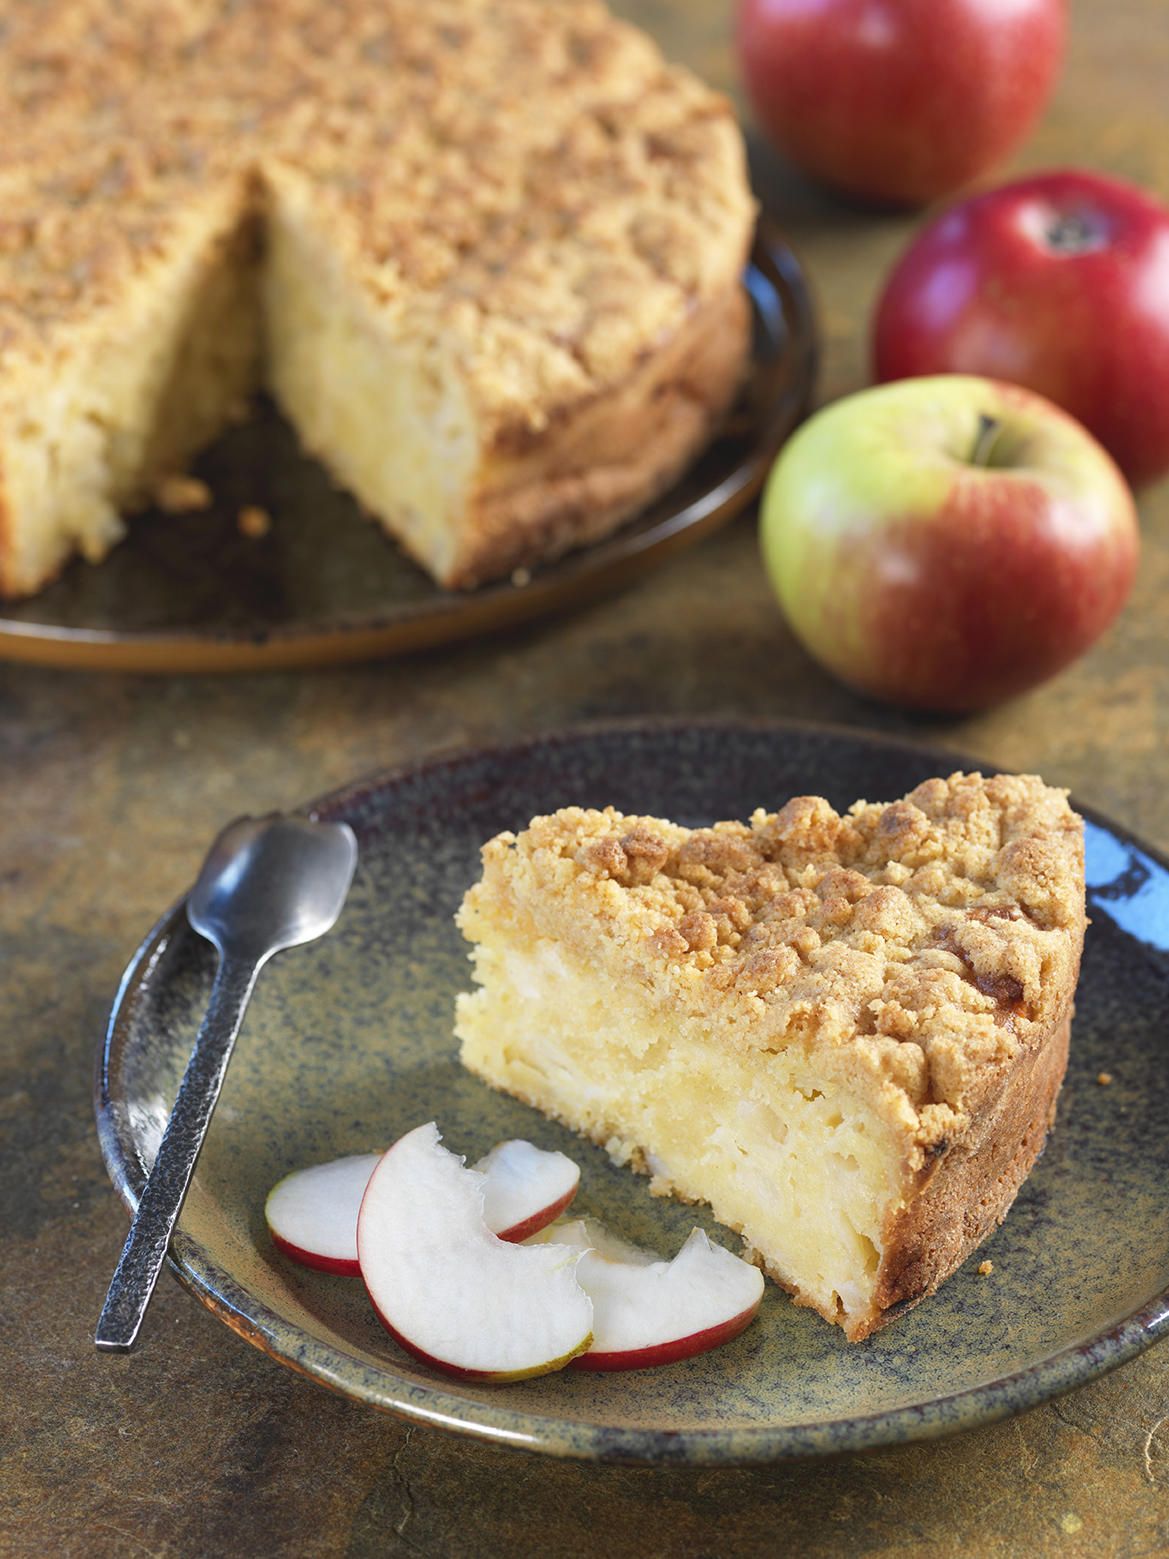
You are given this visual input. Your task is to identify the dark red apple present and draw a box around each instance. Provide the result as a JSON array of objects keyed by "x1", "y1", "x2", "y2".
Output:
[
  {"x1": 874, "y1": 169, "x2": 1169, "y2": 487},
  {"x1": 736, "y1": 0, "x2": 1066, "y2": 207}
]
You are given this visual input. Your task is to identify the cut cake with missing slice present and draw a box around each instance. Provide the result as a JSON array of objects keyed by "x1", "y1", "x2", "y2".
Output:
[
  {"x1": 456, "y1": 772, "x2": 1085, "y2": 1341},
  {"x1": 0, "y1": 0, "x2": 755, "y2": 599}
]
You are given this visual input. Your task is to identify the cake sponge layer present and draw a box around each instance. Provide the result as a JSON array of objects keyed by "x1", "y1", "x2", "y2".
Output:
[
  {"x1": 0, "y1": 175, "x2": 262, "y2": 597},
  {"x1": 458, "y1": 936, "x2": 902, "y2": 1331}
]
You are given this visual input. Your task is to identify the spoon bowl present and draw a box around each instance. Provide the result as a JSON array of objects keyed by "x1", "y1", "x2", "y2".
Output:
[{"x1": 188, "y1": 813, "x2": 360, "y2": 961}]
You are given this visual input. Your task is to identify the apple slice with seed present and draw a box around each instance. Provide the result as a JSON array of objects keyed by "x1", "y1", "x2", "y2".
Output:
[
  {"x1": 531, "y1": 1220, "x2": 764, "y2": 1371},
  {"x1": 266, "y1": 1139, "x2": 580, "y2": 1275},
  {"x1": 357, "y1": 1122, "x2": 593, "y2": 1380}
]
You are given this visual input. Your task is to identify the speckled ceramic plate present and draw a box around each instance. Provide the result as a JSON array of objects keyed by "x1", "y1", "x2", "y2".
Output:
[
  {"x1": 0, "y1": 225, "x2": 813, "y2": 674},
  {"x1": 95, "y1": 721, "x2": 1169, "y2": 1463}
]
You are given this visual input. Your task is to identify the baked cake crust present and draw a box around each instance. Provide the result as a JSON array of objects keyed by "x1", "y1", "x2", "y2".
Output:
[
  {"x1": 0, "y1": 0, "x2": 755, "y2": 597},
  {"x1": 457, "y1": 773, "x2": 1085, "y2": 1339}
]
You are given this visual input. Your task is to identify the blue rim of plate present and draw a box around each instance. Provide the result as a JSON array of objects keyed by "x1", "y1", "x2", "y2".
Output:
[{"x1": 94, "y1": 718, "x2": 1169, "y2": 1463}]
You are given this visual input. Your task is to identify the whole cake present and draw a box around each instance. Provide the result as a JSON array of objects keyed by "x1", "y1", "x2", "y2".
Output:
[
  {"x1": 0, "y1": 0, "x2": 755, "y2": 598},
  {"x1": 457, "y1": 773, "x2": 1085, "y2": 1340}
]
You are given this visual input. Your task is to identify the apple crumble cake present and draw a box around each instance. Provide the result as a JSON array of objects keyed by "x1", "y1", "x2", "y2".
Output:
[
  {"x1": 0, "y1": 0, "x2": 755, "y2": 598},
  {"x1": 456, "y1": 772, "x2": 1085, "y2": 1340}
]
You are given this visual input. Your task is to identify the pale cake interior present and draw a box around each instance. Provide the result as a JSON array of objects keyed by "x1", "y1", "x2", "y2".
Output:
[
  {"x1": 260, "y1": 169, "x2": 481, "y2": 586},
  {"x1": 0, "y1": 159, "x2": 485, "y2": 594},
  {"x1": 458, "y1": 935, "x2": 906, "y2": 1330},
  {"x1": 0, "y1": 182, "x2": 262, "y2": 598}
]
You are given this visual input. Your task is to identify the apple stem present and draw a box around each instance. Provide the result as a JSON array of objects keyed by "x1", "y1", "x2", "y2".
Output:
[{"x1": 970, "y1": 414, "x2": 1003, "y2": 469}]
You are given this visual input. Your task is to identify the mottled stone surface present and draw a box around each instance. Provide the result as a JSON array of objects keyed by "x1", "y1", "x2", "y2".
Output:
[{"x1": 2, "y1": 0, "x2": 1168, "y2": 1553}]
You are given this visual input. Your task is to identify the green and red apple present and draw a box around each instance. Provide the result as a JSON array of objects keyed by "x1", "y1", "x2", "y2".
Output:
[{"x1": 759, "y1": 376, "x2": 1139, "y2": 712}]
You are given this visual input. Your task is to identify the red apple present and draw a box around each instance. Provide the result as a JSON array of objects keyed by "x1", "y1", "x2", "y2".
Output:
[
  {"x1": 759, "y1": 376, "x2": 1139, "y2": 712},
  {"x1": 736, "y1": 0, "x2": 1065, "y2": 207},
  {"x1": 874, "y1": 170, "x2": 1169, "y2": 487}
]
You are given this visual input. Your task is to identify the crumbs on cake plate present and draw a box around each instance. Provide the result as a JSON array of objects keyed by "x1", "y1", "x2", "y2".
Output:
[
  {"x1": 238, "y1": 505, "x2": 272, "y2": 540},
  {"x1": 156, "y1": 474, "x2": 212, "y2": 514}
]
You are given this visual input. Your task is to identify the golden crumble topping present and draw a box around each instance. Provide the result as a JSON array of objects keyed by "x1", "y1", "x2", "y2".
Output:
[
  {"x1": 467, "y1": 773, "x2": 1085, "y2": 1136},
  {"x1": 0, "y1": 0, "x2": 753, "y2": 437}
]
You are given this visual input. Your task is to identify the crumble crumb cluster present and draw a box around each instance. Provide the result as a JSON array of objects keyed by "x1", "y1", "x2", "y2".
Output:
[
  {"x1": 481, "y1": 773, "x2": 1085, "y2": 1132},
  {"x1": 155, "y1": 475, "x2": 213, "y2": 515},
  {"x1": 237, "y1": 505, "x2": 272, "y2": 540}
]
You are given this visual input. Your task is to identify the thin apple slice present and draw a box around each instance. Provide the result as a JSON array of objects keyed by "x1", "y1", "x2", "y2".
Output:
[
  {"x1": 533, "y1": 1221, "x2": 764, "y2": 1371},
  {"x1": 357, "y1": 1122, "x2": 593, "y2": 1380},
  {"x1": 474, "y1": 1140, "x2": 579, "y2": 1241},
  {"x1": 266, "y1": 1154, "x2": 381, "y2": 1275},
  {"x1": 267, "y1": 1139, "x2": 581, "y2": 1275}
]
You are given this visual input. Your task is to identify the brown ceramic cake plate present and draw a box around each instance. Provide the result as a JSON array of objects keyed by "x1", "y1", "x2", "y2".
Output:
[{"x1": 0, "y1": 223, "x2": 814, "y2": 675}]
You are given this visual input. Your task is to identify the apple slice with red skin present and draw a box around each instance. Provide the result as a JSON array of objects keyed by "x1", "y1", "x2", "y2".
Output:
[
  {"x1": 357, "y1": 1122, "x2": 593, "y2": 1381},
  {"x1": 266, "y1": 1153, "x2": 382, "y2": 1275},
  {"x1": 530, "y1": 1219, "x2": 765, "y2": 1371},
  {"x1": 267, "y1": 1140, "x2": 579, "y2": 1275},
  {"x1": 475, "y1": 1139, "x2": 580, "y2": 1242}
]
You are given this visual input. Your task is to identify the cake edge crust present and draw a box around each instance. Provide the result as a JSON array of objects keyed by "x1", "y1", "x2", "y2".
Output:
[
  {"x1": 863, "y1": 994, "x2": 1075, "y2": 1341},
  {"x1": 391, "y1": 273, "x2": 752, "y2": 591}
]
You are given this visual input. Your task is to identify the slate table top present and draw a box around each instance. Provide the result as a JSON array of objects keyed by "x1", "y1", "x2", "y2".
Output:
[{"x1": 2, "y1": 0, "x2": 1167, "y2": 1553}]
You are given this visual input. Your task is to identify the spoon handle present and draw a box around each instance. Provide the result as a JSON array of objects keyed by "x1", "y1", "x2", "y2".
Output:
[{"x1": 96, "y1": 954, "x2": 260, "y2": 1351}]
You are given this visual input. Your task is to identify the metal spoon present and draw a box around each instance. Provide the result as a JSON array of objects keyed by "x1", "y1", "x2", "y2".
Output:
[{"x1": 95, "y1": 813, "x2": 359, "y2": 1352}]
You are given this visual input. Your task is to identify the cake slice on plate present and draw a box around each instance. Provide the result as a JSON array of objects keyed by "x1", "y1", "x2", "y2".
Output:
[{"x1": 456, "y1": 772, "x2": 1085, "y2": 1340}]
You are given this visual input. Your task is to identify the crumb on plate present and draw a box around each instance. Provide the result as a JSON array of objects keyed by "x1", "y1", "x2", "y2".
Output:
[
  {"x1": 238, "y1": 504, "x2": 272, "y2": 539},
  {"x1": 156, "y1": 474, "x2": 212, "y2": 514}
]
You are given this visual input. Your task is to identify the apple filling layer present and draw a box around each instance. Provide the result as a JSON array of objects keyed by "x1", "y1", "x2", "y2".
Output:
[{"x1": 457, "y1": 937, "x2": 906, "y2": 1335}]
